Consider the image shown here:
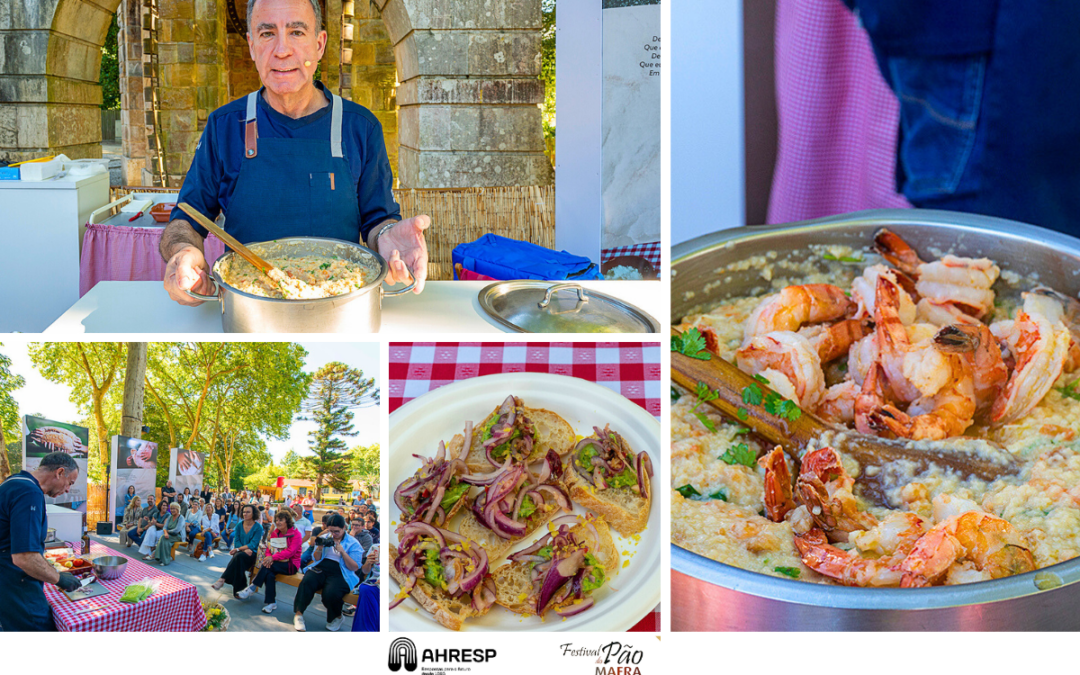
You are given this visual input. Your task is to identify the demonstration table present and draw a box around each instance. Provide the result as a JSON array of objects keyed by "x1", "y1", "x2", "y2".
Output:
[
  {"x1": 45, "y1": 280, "x2": 665, "y2": 334},
  {"x1": 44, "y1": 542, "x2": 207, "y2": 632}
]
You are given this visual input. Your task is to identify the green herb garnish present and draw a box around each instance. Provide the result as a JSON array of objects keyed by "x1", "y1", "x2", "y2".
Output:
[
  {"x1": 675, "y1": 484, "x2": 726, "y2": 502},
  {"x1": 672, "y1": 328, "x2": 711, "y2": 361},
  {"x1": 742, "y1": 384, "x2": 763, "y2": 406},
  {"x1": 736, "y1": 407, "x2": 749, "y2": 421},
  {"x1": 690, "y1": 382, "x2": 720, "y2": 432},
  {"x1": 671, "y1": 386, "x2": 682, "y2": 402},
  {"x1": 822, "y1": 253, "x2": 864, "y2": 263},
  {"x1": 319, "y1": 262, "x2": 332, "y2": 270},
  {"x1": 720, "y1": 442, "x2": 757, "y2": 468},
  {"x1": 1060, "y1": 380, "x2": 1080, "y2": 401},
  {"x1": 774, "y1": 566, "x2": 801, "y2": 579},
  {"x1": 676, "y1": 484, "x2": 702, "y2": 499}
]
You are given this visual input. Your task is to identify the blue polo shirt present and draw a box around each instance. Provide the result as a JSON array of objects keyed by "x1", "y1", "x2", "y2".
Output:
[
  {"x1": 0, "y1": 471, "x2": 47, "y2": 577},
  {"x1": 170, "y1": 81, "x2": 400, "y2": 243}
]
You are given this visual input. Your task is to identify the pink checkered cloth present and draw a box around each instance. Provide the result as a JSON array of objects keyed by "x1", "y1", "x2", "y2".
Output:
[
  {"x1": 767, "y1": 0, "x2": 911, "y2": 225},
  {"x1": 388, "y1": 341, "x2": 661, "y2": 631},
  {"x1": 601, "y1": 241, "x2": 661, "y2": 271},
  {"x1": 45, "y1": 542, "x2": 207, "y2": 632},
  {"x1": 79, "y1": 225, "x2": 227, "y2": 296}
]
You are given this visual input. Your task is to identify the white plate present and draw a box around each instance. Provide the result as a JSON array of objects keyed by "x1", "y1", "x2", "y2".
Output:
[{"x1": 388, "y1": 372, "x2": 661, "y2": 632}]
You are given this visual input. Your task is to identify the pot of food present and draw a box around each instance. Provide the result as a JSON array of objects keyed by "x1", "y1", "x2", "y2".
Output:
[
  {"x1": 185, "y1": 237, "x2": 414, "y2": 333},
  {"x1": 671, "y1": 208, "x2": 1080, "y2": 630}
]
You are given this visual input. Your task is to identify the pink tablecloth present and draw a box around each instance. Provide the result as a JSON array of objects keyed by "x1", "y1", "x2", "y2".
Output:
[
  {"x1": 388, "y1": 341, "x2": 661, "y2": 632},
  {"x1": 79, "y1": 225, "x2": 227, "y2": 296},
  {"x1": 45, "y1": 542, "x2": 207, "y2": 632},
  {"x1": 767, "y1": 0, "x2": 911, "y2": 224}
]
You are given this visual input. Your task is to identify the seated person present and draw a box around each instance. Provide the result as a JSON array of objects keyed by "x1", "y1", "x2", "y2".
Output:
[
  {"x1": 212, "y1": 504, "x2": 264, "y2": 598},
  {"x1": 351, "y1": 545, "x2": 379, "y2": 632},
  {"x1": 236, "y1": 509, "x2": 302, "y2": 614},
  {"x1": 292, "y1": 514, "x2": 364, "y2": 632},
  {"x1": 300, "y1": 513, "x2": 333, "y2": 568},
  {"x1": 153, "y1": 503, "x2": 186, "y2": 566},
  {"x1": 363, "y1": 514, "x2": 379, "y2": 544},
  {"x1": 183, "y1": 501, "x2": 208, "y2": 547},
  {"x1": 292, "y1": 505, "x2": 312, "y2": 543},
  {"x1": 194, "y1": 503, "x2": 221, "y2": 561},
  {"x1": 350, "y1": 517, "x2": 373, "y2": 552},
  {"x1": 120, "y1": 496, "x2": 142, "y2": 546},
  {"x1": 219, "y1": 506, "x2": 241, "y2": 550},
  {"x1": 138, "y1": 500, "x2": 171, "y2": 559}
]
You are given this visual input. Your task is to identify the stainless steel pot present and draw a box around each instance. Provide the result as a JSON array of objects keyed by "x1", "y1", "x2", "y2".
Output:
[
  {"x1": 186, "y1": 237, "x2": 414, "y2": 333},
  {"x1": 671, "y1": 208, "x2": 1080, "y2": 631}
]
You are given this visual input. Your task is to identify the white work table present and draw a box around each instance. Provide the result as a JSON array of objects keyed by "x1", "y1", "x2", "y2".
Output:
[{"x1": 45, "y1": 280, "x2": 665, "y2": 334}]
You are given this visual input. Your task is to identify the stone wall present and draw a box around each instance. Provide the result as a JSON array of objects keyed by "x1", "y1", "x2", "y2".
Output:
[
  {"x1": 352, "y1": 0, "x2": 399, "y2": 181},
  {"x1": 0, "y1": 0, "x2": 120, "y2": 163},
  {"x1": 374, "y1": 0, "x2": 552, "y2": 188},
  {"x1": 226, "y1": 33, "x2": 260, "y2": 99}
]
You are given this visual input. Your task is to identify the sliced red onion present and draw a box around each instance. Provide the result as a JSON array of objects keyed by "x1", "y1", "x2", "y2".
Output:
[
  {"x1": 549, "y1": 514, "x2": 582, "y2": 529},
  {"x1": 398, "y1": 522, "x2": 446, "y2": 548},
  {"x1": 511, "y1": 486, "x2": 530, "y2": 522},
  {"x1": 434, "y1": 440, "x2": 446, "y2": 464},
  {"x1": 454, "y1": 546, "x2": 488, "y2": 593},
  {"x1": 636, "y1": 453, "x2": 649, "y2": 500},
  {"x1": 534, "y1": 484, "x2": 571, "y2": 511},
  {"x1": 462, "y1": 421, "x2": 474, "y2": 460},
  {"x1": 592, "y1": 468, "x2": 608, "y2": 489},
  {"x1": 510, "y1": 532, "x2": 554, "y2": 561}
]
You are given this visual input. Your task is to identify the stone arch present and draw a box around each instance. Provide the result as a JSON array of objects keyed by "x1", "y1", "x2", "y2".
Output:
[{"x1": 0, "y1": 0, "x2": 122, "y2": 162}]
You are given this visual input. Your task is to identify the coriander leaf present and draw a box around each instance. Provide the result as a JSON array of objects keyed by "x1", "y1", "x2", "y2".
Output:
[
  {"x1": 763, "y1": 391, "x2": 784, "y2": 416},
  {"x1": 694, "y1": 381, "x2": 719, "y2": 403},
  {"x1": 753, "y1": 374, "x2": 770, "y2": 385},
  {"x1": 675, "y1": 484, "x2": 702, "y2": 499},
  {"x1": 671, "y1": 386, "x2": 681, "y2": 402},
  {"x1": 780, "y1": 400, "x2": 803, "y2": 422},
  {"x1": 720, "y1": 442, "x2": 757, "y2": 468},
  {"x1": 837, "y1": 361, "x2": 848, "y2": 373},
  {"x1": 692, "y1": 412, "x2": 717, "y2": 433},
  {"x1": 672, "y1": 328, "x2": 711, "y2": 361},
  {"x1": 708, "y1": 488, "x2": 728, "y2": 502},
  {"x1": 774, "y1": 566, "x2": 801, "y2": 579},
  {"x1": 734, "y1": 426, "x2": 750, "y2": 435},
  {"x1": 736, "y1": 407, "x2": 749, "y2": 421},
  {"x1": 1060, "y1": 380, "x2": 1080, "y2": 402},
  {"x1": 319, "y1": 262, "x2": 331, "y2": 270},
  {"x1": 742, "y1": 384, "x2": 763, "y2": 406},
  {"x1": 822, "y1": 253, "x2": 863, "y2": 263}
]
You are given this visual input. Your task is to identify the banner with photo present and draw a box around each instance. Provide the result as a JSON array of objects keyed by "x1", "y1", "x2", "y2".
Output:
[
  {"x1": 109, "y1": 435, "x2": 159, "y2": 525},
  {"x1": 168, "y1": 447, "x2": 205, "y2": 496},
  {"x1": 21, "y1": 415, "x2": 90, "y2": 513}
]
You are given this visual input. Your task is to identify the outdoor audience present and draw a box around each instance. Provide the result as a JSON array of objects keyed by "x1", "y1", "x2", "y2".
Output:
[
  {"x1": 153, "y1": 502, "x2": 186, "y2": 566},
  {"x1": 161, "y1": 480, "x2": 177, "y2": 504},
  {"x1": 137, "y1": 499, "x2": 170, "y2": 557}
]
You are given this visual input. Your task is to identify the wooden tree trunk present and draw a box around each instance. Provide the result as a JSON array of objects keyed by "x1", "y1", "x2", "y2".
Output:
[
  {"x1": 0, "y1": 424, "x2": 9, "y2": 482},
  {"x1": 121, "y1": 342, "x2": 148, "y2": 438}
]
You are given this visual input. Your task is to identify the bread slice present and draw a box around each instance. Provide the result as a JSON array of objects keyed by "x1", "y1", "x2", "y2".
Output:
[
  {"x1": 492, "y1": 517, "x2": 620, "y2": 615},
  {"x1": 389, "y1": 544, "x2": 491, "y2": 631},
  {"x1": 564, "y1": 436, "x2": 652, "y2": 536},
  {"x1": 464, "y1": 405, "x2": 575, "y2": 473},
  {"x1": 456, "y1": 501, "x2": 564, "y2": 560}
]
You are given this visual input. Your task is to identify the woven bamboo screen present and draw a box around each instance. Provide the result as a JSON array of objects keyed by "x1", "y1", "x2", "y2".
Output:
[
  {"x1": 394, "y1": 186, "x2": 555, "y2": 281},
  {"x1": 87, "y1": 483, "x2": 109, "y2": 528}
]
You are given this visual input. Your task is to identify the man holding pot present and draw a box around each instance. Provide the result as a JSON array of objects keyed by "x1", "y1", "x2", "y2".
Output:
[{"x1": 161, "y1": 0, "x2": 429, "y2": 306}]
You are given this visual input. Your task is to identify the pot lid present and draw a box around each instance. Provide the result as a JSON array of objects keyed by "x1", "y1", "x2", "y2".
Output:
[{"x1": 477, "y1": 282, "x2": 660, "y2": 334}]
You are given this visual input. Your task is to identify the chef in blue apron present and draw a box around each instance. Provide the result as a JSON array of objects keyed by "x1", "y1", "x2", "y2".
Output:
[
  {"x1": 161, "y1": 0, "x2": 429, "y2": 306},
  {"x1": 0, "y1": 453, "x2": 83, "y2": 632},
  {"x1": 844, "y1": 0, "x2": 1080, "y2": 237}
]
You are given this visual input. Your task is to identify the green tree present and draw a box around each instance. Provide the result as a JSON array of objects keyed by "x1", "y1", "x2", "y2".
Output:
[
  {"x1": 241, "y1": 463, "x2": 284, "y2": 490},
  {"x1": 0, "y1": 344, "x2": 26, "y2": 481},
  {"x1": 29, "y1": 343, "x2": 126, "y2": 483},
  {"x1": 541, "y1": 0, "x2": 556, "y2": 141},
  {"x1": 347, "y1": 443, "x2": 380, "y2": 484},
  {"x1": 99, "y1": 14, "x2": 120, "y2": 110},
  {"x1": 299, "y1": 362, "x2": 379, "y2": 501},
  {"x1": 281, "y1": 449, "x2": 302, "y2": 478}
]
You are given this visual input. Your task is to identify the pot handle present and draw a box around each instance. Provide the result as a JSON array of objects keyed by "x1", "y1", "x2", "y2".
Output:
[
  {"x1": 184, "y1": 277, "x2": 221, "y2": 302},
  {"x1": 383, "y1": 263, "x2": 418, "y2": 297},
  {"x1": 538, "y1": 283, "x2": 589, "y2": 309}
]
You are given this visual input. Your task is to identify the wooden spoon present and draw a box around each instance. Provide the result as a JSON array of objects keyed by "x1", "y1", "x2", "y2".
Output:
[
  {"x1": 177, "y1": 202, "x2": 295, "y2": 295},
  {"x1": 671, "y1": 329, "x2": 1020, "y2": 505}
]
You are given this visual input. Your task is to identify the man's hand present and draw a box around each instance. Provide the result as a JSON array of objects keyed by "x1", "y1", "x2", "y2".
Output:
[
  {"x1": 164, "y1": 244, "x2": 214, "y2": 306},
  {"x1": 56, "y1": 572, "x2": 82, "y2": 592},
  {"x1": 374, "y1": 215, "x2": 430, "y2": 294}
]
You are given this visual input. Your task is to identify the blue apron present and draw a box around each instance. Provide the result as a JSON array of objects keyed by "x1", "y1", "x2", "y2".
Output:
[
  {"x1": 848, "y1": 0, "x2": 1080, "y2": 237},
  {"x1": 0, "y1": 474, "x2": 54, "y2": 632},
  {"x1": 223, "y1": 89, "x2": 362, "y2": 244}
]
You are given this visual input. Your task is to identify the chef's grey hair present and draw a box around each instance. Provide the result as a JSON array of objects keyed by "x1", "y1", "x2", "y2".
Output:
[
  {"x1": 37, "y1": 452, "x2": 79, "y2": 475},
  {"x1": 248, "y1": 0, "x2": 323, "y2": 33}
]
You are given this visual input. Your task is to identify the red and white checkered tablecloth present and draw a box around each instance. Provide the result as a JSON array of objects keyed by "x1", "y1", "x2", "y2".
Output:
[
  {"x1": 389, "y1": 342, "x2": 661, "y2": 632},
  {"x1": 45, "y1": 542, "x2": 207, "y2": 632},
  {"x1": 601, "y1": 241, "x2": 661, "y2": 271}
]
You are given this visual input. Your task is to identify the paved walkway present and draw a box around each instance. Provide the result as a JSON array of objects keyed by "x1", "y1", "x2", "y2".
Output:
[{"x1": 89, "y1": 532, "x2": 349, "y2": 632}]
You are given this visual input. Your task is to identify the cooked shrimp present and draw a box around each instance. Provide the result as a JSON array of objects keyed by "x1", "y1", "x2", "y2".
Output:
[
  {"x1": 1031, "y1": 287, "x2": 1080, "y2": 373},
  {"x1": 736, "y1": 331, "x2": 826, "y2": 409},
  {"x1": 804, "y1": 318, "x2": 873, "y2": 364},
  {"x1": 847, "y1": 334, "x2": 877, "y2": 386},
  {"x1": 743, "y1": 284, "x2": 851, "y2": 344},
  {"x1": 816, "y1": 380, "x2": 859, "y2": 424},
  {"x1": 854, "y1": 363, "x2": 888, "y2": 435},
  {"x1": 990, "y1": 293, "x2": 1071, "y2": 424},
  {"x1": 761, "y1": 447, "x2": 795, "y2": 523},
  {"x1": 867, "y1": 355, "x2": 977, "y2": 440},
  {"x1": 934, "y1": 323, "x2": 1009, "y2": 414},
  {"x1": 794, "y1": 528, "x2": 904, "y2": 587},
  {"x1": 874, "y1": 228, "x2": 924, "y2": 277},
  {"x1": 899, "y1": 511, "x2": 1036, "y2": 587},
  {"x1": 915, "y1": 255, "x2": 1000, "y2": 319},
  {"x1": 849, "y1": 512, "x2": 930, "y2": 559},
  {"x1": 795, "y1": 447, "x2": 877, "y2": 541},
  {"x1": 851, "y1": 264, "x2": 916, "y2": 324},
  {"x1": 916, "y1": 298, "x2": 982, "y2": 327},
  {"x1": 875, "y1": 277, "x2": 954, "y2": 401}
]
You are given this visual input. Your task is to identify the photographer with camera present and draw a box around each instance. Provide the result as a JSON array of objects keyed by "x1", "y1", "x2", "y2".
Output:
[{"x1": 292, "y1": 513, "x2": 363, "y2": 632}]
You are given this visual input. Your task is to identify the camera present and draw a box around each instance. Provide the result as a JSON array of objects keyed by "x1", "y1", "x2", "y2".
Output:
[{"x1": 317, "y1": 534, "x2": 336, "y2": 548}]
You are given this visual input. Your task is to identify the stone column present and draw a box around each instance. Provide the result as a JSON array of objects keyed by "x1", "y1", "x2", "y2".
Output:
[
  {"x1": 372, "y1": 0, "x2": 552, "y2": 188},
  {"x1": 226, "y1": 33, "x2": 260, "y2": 99},
  {"x1": 0, "y1": 0, "x2": 121, "y2": 163},
  {"x1": 118, "y1": 0, "x2": 151, "y2": 184},
  {"x1": 352, "y1": 0, "x2": 398, "y2": 181}
]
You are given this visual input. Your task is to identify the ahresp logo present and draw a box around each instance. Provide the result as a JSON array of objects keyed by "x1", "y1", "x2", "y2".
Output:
[{"x1": 388, "y1": 637, "x2": 418, "y2": 672}]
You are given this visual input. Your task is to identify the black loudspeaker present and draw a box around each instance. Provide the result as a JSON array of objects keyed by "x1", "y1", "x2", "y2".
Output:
[{"x1": 96, "y1": 522, "x2": 113, "y2": 535}]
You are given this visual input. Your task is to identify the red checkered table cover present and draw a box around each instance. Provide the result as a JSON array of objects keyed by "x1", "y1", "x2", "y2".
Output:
[
  {"x1": 46, "y1": 542, "x2": 207, "y2": 632},
  {"x1": 389, "y1": 341, "x2": 661, "y2": 631},
  {"x1": 601, "y1": 241, "x2": 662, "y2": 272}
]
